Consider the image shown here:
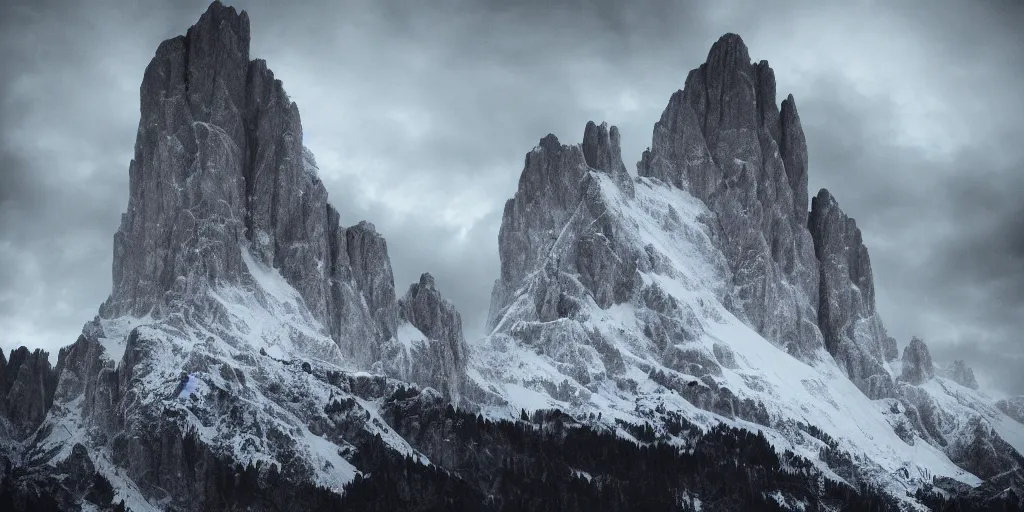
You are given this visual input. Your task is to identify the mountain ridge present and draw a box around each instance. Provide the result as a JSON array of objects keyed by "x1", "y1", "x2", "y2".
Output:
[{"x1": 0, "y1": 3, "x2": 1022, "y2": 511}]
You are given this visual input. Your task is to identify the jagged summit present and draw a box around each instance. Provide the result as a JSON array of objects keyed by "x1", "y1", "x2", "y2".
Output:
[
  {"x1": 639, "y1": 32, "x2": 822, "y2": 360},
  {"x1": 481, "y1": 30, "x2": 1024, "y2": 504},
  {"x1": 582, "y1": 121, "x2": 634, "y2": 195},
  {"x1": 809, "y1": 188, "x2": 898, "y2": 398},
  {"x1": 945, "y1": 359, "x2": 980, "y2": 389},
  {"x1": 0, "y1": 4, "x2": 474, "y2": 507},
  {"x1": 901, "y1": 336, "x2": 936, "y2": 385},
  {"x1": 97, "y1": 0, "x2": 450, "y2": 374}
]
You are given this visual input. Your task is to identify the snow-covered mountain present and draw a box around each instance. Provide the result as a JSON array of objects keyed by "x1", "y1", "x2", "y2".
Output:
[{"x1": 1, "y1": 2, "x2": 1022, "y2": 511}]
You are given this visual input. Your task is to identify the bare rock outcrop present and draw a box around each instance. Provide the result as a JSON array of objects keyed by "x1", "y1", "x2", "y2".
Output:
[
  {"x1": 391, "y1": 273, "x2": 469, "y2": 400},
  {"x1": 808, "y1": 189, "x2": 897, "y2": 397},
  {"x1": 638, "y1": 33, "x2": 822, "y2": 358},
  {"x1": 0, "y1": 347, "x2": 58, "y2": 440},
  {"x1": 997, "y1": 396, "x2": 1024, "y2": 425},
  {"x1": 901, "y1": 336, "x2": 936, "y2": 385},
  {"x1": 944, "y1": 360, "x2": 980, "y2": 390},
  {"x1": 97, "y1": 1, "x2": 401, "y2": 368}
]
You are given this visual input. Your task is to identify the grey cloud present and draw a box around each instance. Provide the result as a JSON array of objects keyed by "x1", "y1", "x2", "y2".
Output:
[
  {"x1": 1, "y1": 0, "x2": 1022, "y2": 395},
  {"x1": 797, "y1": 69, "x2": 1024, "y2": 394}
]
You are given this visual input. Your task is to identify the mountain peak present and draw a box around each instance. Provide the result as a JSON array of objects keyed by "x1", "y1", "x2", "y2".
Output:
[
  {"x1": 190, "y1": 1, "x2": 249, "y2": 45},
  {"x1": 640, "y1": 31, "x2": 824, "y2": 359},
  {"x1": 417, "y1": 272, "x2": 436, "y2": 291},
  {"x1": 102, "y1": 0, "x2": 404, "y2": 368},
  {"x1": 706, "y1": 33, "x2": 751, "y2": 66},
  {"x1": 902, "y1": 336, "x2": 936, "y2": 385},
  {"x1": 582, "y1": 120, "x2": 634, "y2": 195},
  {"x1": 946, "y1": 359, "x2": 980, "y2": 389}
]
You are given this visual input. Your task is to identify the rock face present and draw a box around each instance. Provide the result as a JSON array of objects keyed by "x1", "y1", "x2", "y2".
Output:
[
  {"x1": 0, "y1": 347, "x2": 58, "y2": 440},
  {"x1": 634, "y1": 33, "x2": 900, "y2": 398},
  {"x1": 997, "y1": 397, "x2": 1024, "y2": 425},
  {"x1": 96, "y1": 1, "x2": 400, "y2": 369},
  {"x1": 901, "y1": 336, "x2": 936, "y2": 385},
  {"x1": 491, "y1": 129, "x2": 641, "y2": 324},
  {"x1": 345, "y1": 221, "x2": 399, "y2": 341},
  {"x1": 808, "y1": 189, "x2": 897, "y2": 398},
  {"x1": 947, "y1": 417, "x2": 1024, "y2": 479},
  {"x1": 0, "y1": 4, "x2": 471, "y2": 509},
  {"x1": 638, "y1": 33, "x2": 823, "y2": 359},
  {"x1": 582, "y1": 121, "x2": 635, "y2": 196},
  {"x1": 945, "y1": 360, "x2": 979, "y2": 390},
  {"x1": 390, "y1": 273, "x2": 469, "y2": 400}
]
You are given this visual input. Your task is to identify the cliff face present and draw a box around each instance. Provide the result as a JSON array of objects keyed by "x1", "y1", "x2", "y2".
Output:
[
  {"x1": 97, "y1": 2, "x2": 399, "y2": 370},
  {"x1": 0, "y1": 3, "x2": 474, "y2": 509},
  {"x1": 0, "y1": 347, "x2": 58, "y2": 441},
  {"x1": 638, "y1": 34, "x2": 822, "y2": 360},
  {"x1": 944, "y1": 360, "x2": 980, "y2": 390},
  {"x1": 808, "y1": 189, "x2": 898, "y2": 398},
  {"x1": 901, "y1": 336, "x2": 936, "y2": 385},
  {"x1": 386, "y1": 273, "x2": 470, "y2": 401}
]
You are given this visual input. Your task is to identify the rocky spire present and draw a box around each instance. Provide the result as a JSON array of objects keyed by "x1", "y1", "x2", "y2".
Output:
[
  {"x1": 492, "y1": 121, "x2": 643, "y2": 324},
  {"x1": 638, "y1": 33, "x2": 822, "y2": 357},
  {"x1": 945, "y1": 360, "x2": 979, "y2": 390},
  {"x1": 780, "y1": 96, "x2": 809, "y2": 224},
  {"x1": 0, "y1": 347, "x2": 58, "y2": 440},
  {"x1": 901, "y1": 336, "x2": 936, "y2": 385},
  {"x1": 808, "y1": 189, "x2": 897, "y2": 396},
  {"x1": 497, "y1": 132, "x2": 593, "y2": 290},
  {"x1": 396, "y1": 273, "x2": 469, "y2": 399},
  {"x1": 99, "y1": 1, "x2": 400, "y2": 365},
  {"x1": 582, "y1": 121, "x2": 635, "y2": 196}
]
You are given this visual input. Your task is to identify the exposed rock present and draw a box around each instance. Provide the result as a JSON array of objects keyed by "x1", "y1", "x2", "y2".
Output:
[
  {"x1": 808, "y1": 189, "x2": 895, "y2": 397},
  {"x1": 638, "y1": 33, "x2": 822, "y2": 358},
  {"x1": 6, "y1": 11, "x2": 1021, "y2": 508},
  {"x1": 98, "y1": 0, "x2": 399, "y2": 367},
  {"x1": 493, "y1": 127, "x2": 638, "y2": 322},
  {"x1": 0, "y1": 347, "x2": 58, "y2": 440},
  {"x1": 901, "y1": 336, "x2": 936, "y2": 385},
  {"x1": 897, "y1": 384, "x2": 949, "y2": 447},
  {"x1": 103, "y1": 0, "x2": 252, "y2": 319},
  {"x1": 944, "y1": 360, "x2": 979, "y2": 390},
  {"x1": 0, "y1": 4, "x2": 449, "y2": 509},
  {"x1": 997, "y1": 396, "x2": 1024, "y2": 424},
  {"x1": 346, "y1": 220, "x2": 399, "y2": 340},
  {"x1": 392, "y1": 273, "x2": 469, "y2": 400},
  {"x1": 582, "y1": 121, "x2": 635, "y2": 196}
]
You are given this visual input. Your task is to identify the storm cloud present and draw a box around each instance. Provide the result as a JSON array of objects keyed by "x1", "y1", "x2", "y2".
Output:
[{"x1": 1, "y1": 0, "x2": 1022, "y2": 395}]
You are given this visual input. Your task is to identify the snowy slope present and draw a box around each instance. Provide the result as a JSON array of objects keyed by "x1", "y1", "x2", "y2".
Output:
[
  {"x1": 474, "y1": 170, "x2": 990, "y2": 496},
  {"x1": 32, "y1": 244, "x2": 431, "y2": 506}
]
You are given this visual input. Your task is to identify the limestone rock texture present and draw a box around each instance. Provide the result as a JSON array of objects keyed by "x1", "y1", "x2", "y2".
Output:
[
  {"x1": 381, "y1": 273, "x2": 470, "y2": 402},
  {"x1": 479, "y1": 31, "x2": 1024, "y2": 502},
  {"x1": 638, "y1": 34, "x2": 823, "y2": 360},
  {"x1": 944, "y1": 360, "x2": 980, "y2": 390},
  {"x1": 96, "y1": 1, "x2": 402, "y2": 370},
  {"x1": 0, "y1": 3, "x2": 468, "y2": 509},
  {"x1": 808, "y1": 189, "x2": 897, "y2": 398},
  {"x1": 901, "y1": 336, "x2": 936, "y2": 385},
  {"x1": 0, "y1": 347, "x2": 58, "y2": 441}
]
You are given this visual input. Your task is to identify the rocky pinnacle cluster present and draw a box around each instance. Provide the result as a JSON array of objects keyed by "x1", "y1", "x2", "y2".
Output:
[
  {"x1": 1, "y1": 3, "x2": 1020, "y2": 509},
  {"x1": 94, "y1": 2, "x2": 465, "y2": 390}
]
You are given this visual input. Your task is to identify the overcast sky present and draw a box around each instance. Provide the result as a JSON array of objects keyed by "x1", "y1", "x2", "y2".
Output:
[{"x1": 1, "y1": 0, "x2": 1022, "y2": 395}]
